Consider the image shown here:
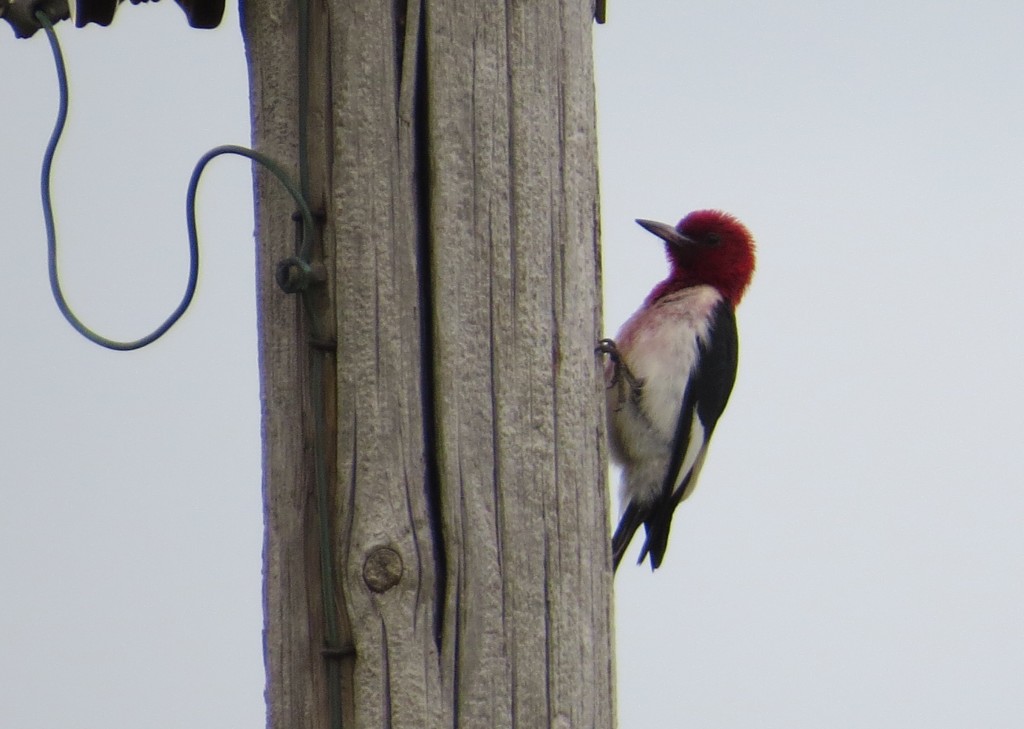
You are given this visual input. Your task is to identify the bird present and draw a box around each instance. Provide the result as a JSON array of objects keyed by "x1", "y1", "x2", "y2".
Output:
[{"x1": 599, "y1": 209, "x2": 756, "y2": 571}]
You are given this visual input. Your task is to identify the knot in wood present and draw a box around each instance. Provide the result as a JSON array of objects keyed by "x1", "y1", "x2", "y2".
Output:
[{"x1": 362, "y1": 547, "x2": 403, "y2": 593}]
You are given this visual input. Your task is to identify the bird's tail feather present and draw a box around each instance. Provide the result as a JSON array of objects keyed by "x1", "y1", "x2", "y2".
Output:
[
  {"x1": 638, "y1": 460, "x2": 699, "y2": 570},
  {"x1": 637, "y1": 504, "x2": 674, "y2": 570},
  {"x1": 611, "y1": 502, "x2": 646, "y2": 571}
]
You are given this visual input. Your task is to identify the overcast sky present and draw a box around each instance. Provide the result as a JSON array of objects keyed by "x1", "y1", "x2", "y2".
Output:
[{"x1": 3, "y1": 2, "x2": 1023, "y2": 728}]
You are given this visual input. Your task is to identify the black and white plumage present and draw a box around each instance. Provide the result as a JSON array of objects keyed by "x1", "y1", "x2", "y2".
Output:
[{"x1": 602, "y1": 210, "x2": 755, "y2": 571}]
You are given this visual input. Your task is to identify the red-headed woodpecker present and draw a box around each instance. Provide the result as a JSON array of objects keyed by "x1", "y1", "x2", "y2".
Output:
[{"x1": 599, "y1": 210, "x2": 756, "y2": 571}]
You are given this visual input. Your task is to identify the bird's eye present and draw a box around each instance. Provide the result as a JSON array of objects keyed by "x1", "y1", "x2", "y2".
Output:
[{"x1": 706, "y1": 232, "x2": 722, "y2": 245}]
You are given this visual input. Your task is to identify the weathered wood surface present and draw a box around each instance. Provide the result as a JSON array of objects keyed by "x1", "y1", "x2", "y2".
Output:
[
  {"x1": 244, "y1": 0, "x2": 612, "y2": 726},
  {"x1": 243, "y1": 4, "x2": 326, "y2": 729},
  {"x1": 427, "y1": 1, "x2": 613, "y2": 727}
]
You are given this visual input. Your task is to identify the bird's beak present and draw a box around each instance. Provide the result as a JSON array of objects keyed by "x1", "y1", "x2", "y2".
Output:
[{"x1": 636, "y1": 218, "x2": 696, "y2": 247}]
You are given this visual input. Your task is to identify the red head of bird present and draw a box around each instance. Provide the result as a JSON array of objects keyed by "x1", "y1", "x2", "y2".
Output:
[{"x1": 637, "y1": 209, "x2": 756, "y2": 307}]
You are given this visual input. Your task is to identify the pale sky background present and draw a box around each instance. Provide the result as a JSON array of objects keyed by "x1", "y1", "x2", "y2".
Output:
[{"x1": 3, "y1": 2, "x2": 1023, "y2": 728}]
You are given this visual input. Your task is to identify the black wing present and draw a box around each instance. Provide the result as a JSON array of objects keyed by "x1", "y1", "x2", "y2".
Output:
[{"x1": 613, "y1": 300, "x2": 739, "y2": 571}]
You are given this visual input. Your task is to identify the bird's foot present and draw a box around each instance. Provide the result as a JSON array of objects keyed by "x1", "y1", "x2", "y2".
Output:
[{"x1": 596, "y1": 338, "x2": 644, "y2": 407}]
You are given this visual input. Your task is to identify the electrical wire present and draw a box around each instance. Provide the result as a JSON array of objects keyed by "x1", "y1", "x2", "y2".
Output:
[
  {"x1": 36, "y1": 11, "x2": 316, "y2": 350},
  {"x1": 35, "y1": 9, "x2": 344, "y2": 728}
]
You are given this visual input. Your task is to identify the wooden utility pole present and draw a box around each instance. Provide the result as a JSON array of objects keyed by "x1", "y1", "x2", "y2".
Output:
[{"x1": 243, "y1": 1, "x2": 612, "y2": 727}]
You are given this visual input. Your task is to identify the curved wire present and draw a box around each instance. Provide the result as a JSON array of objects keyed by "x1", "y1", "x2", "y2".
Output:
[
  {"x1": 37, "y1": 9, "x2": 344, "y2": 729},
  {"x1": 36, "y1": 12, "x2": 316, "y2": 350}
]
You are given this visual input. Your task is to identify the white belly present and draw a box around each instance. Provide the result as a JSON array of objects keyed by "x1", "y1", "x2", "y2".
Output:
[{"x1": 604, "y1": 285, "x2": 722, "y2": 505}]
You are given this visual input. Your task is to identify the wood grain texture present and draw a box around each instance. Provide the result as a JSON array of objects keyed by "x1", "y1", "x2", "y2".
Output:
[
  {"x1": 328, "y1": 1, "x2": 444, "y2": 727},
  {"x1": 242, "y1": 3, "x2": 339, "y2": 729},
  {"x1": 246, "y1": 0, "x2": 611, "y2": 726},
  {"x1": 427, "y1": 1, "x2": 614, "y2": 727}
]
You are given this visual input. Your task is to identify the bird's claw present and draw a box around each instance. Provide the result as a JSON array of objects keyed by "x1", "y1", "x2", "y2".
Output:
[
  {"x1": 596, "y1": 337, "x2": 644, "y2": 406},
  {"x1": 595, "y1": 338, "x2": 620, "y2": 360}
]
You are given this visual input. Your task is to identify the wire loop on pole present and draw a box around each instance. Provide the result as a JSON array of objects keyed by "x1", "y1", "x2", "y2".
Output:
[
  {"x1": 33, "y1": 9, "x2": 344, "y2": 729},
  {"x1": 35, "y1": 11, "x2": 316, "y2": 350}
]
